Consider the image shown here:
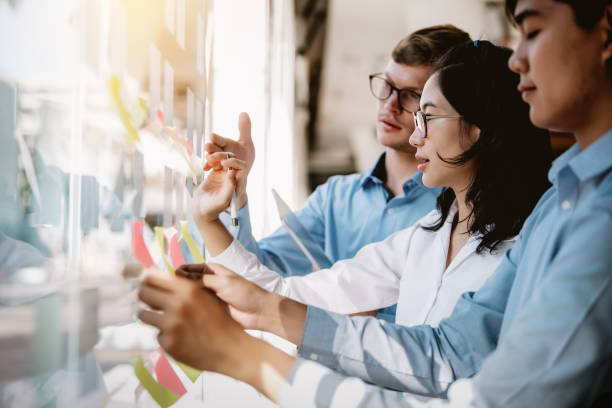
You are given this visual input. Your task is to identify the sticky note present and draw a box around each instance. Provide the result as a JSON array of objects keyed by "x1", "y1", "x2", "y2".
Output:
[
  {"x1": 155, "y1": 226, "x2": 175, "y2": 275},
  {"x1": 163, "y1": 167, "x2": 173, "y2": 228},
  {"x1": 132, "y1": 150, "x2": 144, "y2": 217},
  {"x1": 175, "y1": 172, "x2": 185, "y2": 224},
  {"x1": 164, "y1": 226, "x2": 185, "y2": 269},
  {"x1": 196, "y1": 98, "x2": 203, "y2": 158},
  {"x1": 186, "y1": 88, "x2": 194, "y2": 150},
  {"x1": 179, "y1": 238, "x2": 196, "y2": 264},
  {"x1": 151, "y1": 349, "x2": 187, "y2": 396},
  {"x1": 165, "y1": 0, "x2": 175, "y2": 35},
  {"x1": 163, "y1": 60, "x2": 174, "y2": 126},
  {"x1": 131, "y1": 355, "x2": 180, "y2": 408},
  {"x1": 173, "y1": 360, "x2": 202, "y2": 383},
  {"x1": 181, "y1": 221, "x2": 205, "y2": 263},
  {"x1": 109, "y1": 75, "x2": 139, "y2": 142},
  {"x1": 132, "y1": 219, "x2": 155, "y2": 268},
  {"x1": 176, "y1": 0, "x2": 185, "y2": 49},
  {"x1": 196, "y1": 13, "x2": 205, "y2": 75},
  {"x1": 149, "y1": 43, "x2": 161, "y2": 120}
]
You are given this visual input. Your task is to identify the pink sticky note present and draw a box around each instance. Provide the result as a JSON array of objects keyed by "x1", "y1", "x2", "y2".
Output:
[
  {"x1": 132, "y1": 219, "x2": 155, "y2": 268},
  {"x1": 164, "y1": 227, "x2": 186, "y2": 268},
  {"x1": 150, "y1": 348, "x2": 187, "y2": 396}
]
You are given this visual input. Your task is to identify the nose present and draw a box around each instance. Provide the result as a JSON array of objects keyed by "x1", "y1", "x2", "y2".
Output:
[
  {"x1": 384, "y1": 90, "x2": 401, "y2": 114},
  {"x1": 508, "y1": 39, "x2": 528, "y2": 74},
  {"x1": 409, "y1": 127, "x2": 424, "y2": 147}
]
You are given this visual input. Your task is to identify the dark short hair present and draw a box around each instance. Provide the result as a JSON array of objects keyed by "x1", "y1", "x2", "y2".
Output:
[
  {"x1": 423, "y1": 41, "x2": 552, "y2": 254},
  {"x1": 391, "y1": 25, "x2": 472, "y2": 67},
  {"x1": 505, "y1": 0, "x2": 612, "y2": 29}
]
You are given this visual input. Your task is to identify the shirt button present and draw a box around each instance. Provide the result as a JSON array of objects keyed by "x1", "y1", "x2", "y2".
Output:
[
  {"x1": 561, "y1": 200, "x2": 571, "y2": 210},
  {"x1": 387, "y1": 208, "x2": 395, "y2": 215},
  {"x1": 310, "y1": 353, "x2": 319, "y2": 361}
]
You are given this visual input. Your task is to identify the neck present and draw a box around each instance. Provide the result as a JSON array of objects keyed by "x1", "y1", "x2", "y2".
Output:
[
  {"x1": 453, "y1": 186, "x2": 473, "y2": 235},
  {"x1": 384, "y1": 148, "x2": 418, "y2": 196},
  {"x1": 574, "y1": 86, "x2": 612, "y2": 149}
]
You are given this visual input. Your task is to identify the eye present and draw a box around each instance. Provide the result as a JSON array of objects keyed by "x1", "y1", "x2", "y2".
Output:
[{"x1": 526, "y1": 29, "x2": 540, "y2": 40}]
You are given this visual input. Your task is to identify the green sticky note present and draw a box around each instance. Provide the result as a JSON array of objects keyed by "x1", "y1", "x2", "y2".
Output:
[
  {"x1": 131, "y1": 356, "x2": 180, "y2": 407},
  {"x1": 174, "y1": 360, "x2": 202, "y2": 383}
]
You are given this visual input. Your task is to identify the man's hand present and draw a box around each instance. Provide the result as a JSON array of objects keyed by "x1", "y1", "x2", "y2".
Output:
[
  {"x1": 137, "y1": 272, "x2": 247, "y2": 374},
  {"x1": 176, "y1": 263, "x2": 273, "y2": 331},
  {"x1": 205, "y1": 112, "x2": 253, "y2": 209}
]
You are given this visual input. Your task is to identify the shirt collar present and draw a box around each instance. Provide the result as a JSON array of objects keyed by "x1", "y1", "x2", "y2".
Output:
[
  {"x1": 549, "y1": 128, "x2": 612, "y2": 185},
  {"x1": 360, "y1": 152, "x2": 427, "y2": 193}
]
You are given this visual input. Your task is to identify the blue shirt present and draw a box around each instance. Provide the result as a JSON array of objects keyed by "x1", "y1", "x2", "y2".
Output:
[
  {"x1": 281, "y1": 129, "x2": 612, "y2": 407},
  {"x1": 222, "y1": 153, "x2": 440, "y2": 322}
]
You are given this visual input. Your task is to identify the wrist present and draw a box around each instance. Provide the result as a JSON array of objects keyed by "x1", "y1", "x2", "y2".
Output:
[{"x1": 260, "y1": 292, "x2": 307, "y2": 345}]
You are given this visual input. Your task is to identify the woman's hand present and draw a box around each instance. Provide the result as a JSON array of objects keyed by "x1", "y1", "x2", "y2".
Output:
[
  {"x1": 176, "y1": 263, "x2": 273, "y2": 331},
  {"x1": 191, "y1": 154, "x2": 247, "y2": 225}
]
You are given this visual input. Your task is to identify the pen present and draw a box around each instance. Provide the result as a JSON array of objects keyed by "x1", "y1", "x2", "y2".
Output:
[{"x1": 227, "y1": 152, "x2": 239, "y2": 227}]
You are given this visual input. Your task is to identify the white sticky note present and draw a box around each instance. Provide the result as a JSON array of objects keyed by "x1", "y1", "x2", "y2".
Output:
[
  {"x1": 175, "y1": 172, "x2": 185, "y2": 223},
  {"x1": 195, "y1": 98, "x2": 203, "y2": 158},
  {"x1": 176, "y1": 0, "x2": 185, "y2": 49},
  {"x1": 133, "y1": 150, "x2": 144, "y2": 217},
  {"x1": 164, "y1": 167, "x2": 173, "y2": 228},
  {"x1": 149, "y1": 43, "x2": 161, "y2": 119},
  {"x1": 163, "y1": 59, "x2": 174, "y2": 126},
  {"x1": 186, "y1": 88, "x2": 194, "y2": 149},
  {"x1": 165, "y1": 0, "x2": 175, "y2": 35},
  {"x1": 196, "y1": 13, "x2": 204, "y2": 75},
  {"x1": 109, "y1": 0, "x2": 127, "y2": 77}
]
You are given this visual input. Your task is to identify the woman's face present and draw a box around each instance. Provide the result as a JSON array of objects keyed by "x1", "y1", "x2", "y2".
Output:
[{"x1": 409, "y1": 74, "x2": 479, "y2": 191}]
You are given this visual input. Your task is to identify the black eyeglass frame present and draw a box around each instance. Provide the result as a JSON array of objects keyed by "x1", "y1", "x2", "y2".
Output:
[
  {"x1": 368, "y1": 73, "x2": 422, "y2": 113},
  {"x1": 412, "y1": 111, "x2": 463, "y2": 138}
]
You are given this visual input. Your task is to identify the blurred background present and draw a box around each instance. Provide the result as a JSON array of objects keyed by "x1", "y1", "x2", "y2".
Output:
[{"x1": 0, "y1": 0, "x2": 567, "y2": 407}]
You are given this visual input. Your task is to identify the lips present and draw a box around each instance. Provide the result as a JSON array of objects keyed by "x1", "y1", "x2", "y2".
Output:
[
  {"x1": 380, "y1": 117, "x2": 401, "y2": 130},
  {"x1": 415, "y1": 155, "x2": 429, "y2": 171},
  {"x1": 518, "y1": 82, "x2": 537, "y2": 101}
]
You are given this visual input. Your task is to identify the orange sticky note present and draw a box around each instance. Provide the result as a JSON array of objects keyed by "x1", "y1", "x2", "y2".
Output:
[
  {"x1": 151, "y1": 348, "x2": 187, "y2": 397},
  {"x1": 132, "y1": 219, "x2": 155, "y2": 268}
]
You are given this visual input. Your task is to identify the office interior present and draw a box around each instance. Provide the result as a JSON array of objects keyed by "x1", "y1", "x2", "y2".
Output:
[{"x1": 0, "y1": 0, "x2": 574, "y2": 406}]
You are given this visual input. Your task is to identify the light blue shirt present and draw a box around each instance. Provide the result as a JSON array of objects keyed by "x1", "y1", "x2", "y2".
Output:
[
  {"x1": 222, "y1": 153, "x2": 440, "y2": 322},
  {"x1": 280, "y1": 129, "x2": 612, "y2": 407}
]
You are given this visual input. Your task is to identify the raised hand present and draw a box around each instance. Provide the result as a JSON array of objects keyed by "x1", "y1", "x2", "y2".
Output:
[
  {"x1": 191, "y1": 154, "x2": 247, "y2": 226},
  {"x1": 204, "y1": 112, "x2": 254, "y2": 209}
]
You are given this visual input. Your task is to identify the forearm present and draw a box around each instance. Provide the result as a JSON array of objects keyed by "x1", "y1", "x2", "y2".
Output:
[
  {"x1": 258, "y1": 292, "x2": 307, "y2": 345},
  {"x1": 223, "y1": 333, "x2": 296, "y2": 403},
  {"x1": 197, "y1": 218, "x2": 234, "y2": 257}
]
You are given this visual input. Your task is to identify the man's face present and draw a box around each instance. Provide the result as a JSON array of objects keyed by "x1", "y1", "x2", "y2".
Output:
[
  {"x1": 375, "y1": 61, "x2": 431, "y2": 153},
  {"x1": 508, "y1": 0, "x2": 609, "y2": 133}
]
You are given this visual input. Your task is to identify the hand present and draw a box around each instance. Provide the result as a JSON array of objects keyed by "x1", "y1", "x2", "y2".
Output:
[
  {"x1": 191, "y1": 155, "x2": 247, "y2": 225},
  {"x1": 205, "y1": 112, "x2": 253, "y2": 209},
  {"x1": 176, "y1": 263, "x2": 273, "y2": 331},
  {"x1": 137, "y1": 272, "x2": 247, "y2": 373}
]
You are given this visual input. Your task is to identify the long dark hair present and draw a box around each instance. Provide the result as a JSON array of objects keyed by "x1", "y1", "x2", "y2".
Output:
[{"x1": 423, "y1": 41, "x2": 552, "y2": 253}]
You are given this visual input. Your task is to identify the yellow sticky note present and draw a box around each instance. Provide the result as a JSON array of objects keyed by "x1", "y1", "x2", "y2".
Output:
[
  {"x1": 131, "y1": 355, "x2": 180, "y2": 407},
  {"x1": 174, "y1": 360, "x2": 202, "y2": 383},
  {"x1": 181, "y1": 221, "x2": 205, "y2": 263},
  {"x1": 108, "y1": 75, "x2": 140, "y2": 143},
  {"x1": 154, "y1": 226, "x2": 176, "y2": 276}
]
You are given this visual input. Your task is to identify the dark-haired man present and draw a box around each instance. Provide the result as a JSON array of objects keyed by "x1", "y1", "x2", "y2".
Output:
[
  {"x1": 205, "y1": 25, "x2": 472, "y2": 322},
  {"x1": 139, "y1": 1, "x2": 612, "y2": 406}
]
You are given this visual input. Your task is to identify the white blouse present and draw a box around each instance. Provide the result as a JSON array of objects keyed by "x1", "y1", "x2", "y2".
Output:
[{"x1": 208, "y1": 203, "x2": 515, "y2": 326}]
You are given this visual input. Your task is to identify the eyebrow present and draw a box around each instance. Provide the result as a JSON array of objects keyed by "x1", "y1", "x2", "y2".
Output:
[
  {"x1": 382, "y1": 72, "x2": 423, "y2": 92},
  {"x1": 513, "y1": 8, "x2": 541, "y2": 25},
  {"x1": 421, "y1": 102, "x2": 437, "y2": 111}
]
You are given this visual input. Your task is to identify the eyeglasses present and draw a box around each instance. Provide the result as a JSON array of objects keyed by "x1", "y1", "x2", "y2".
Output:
[
  {"x1": 412, "y1": 110, "x2": 463, "y2": 138},
  {"x1": 369, "y1": 74, "x2": 421, "y2": 113}
]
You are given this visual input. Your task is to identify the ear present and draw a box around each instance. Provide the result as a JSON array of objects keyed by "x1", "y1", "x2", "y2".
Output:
[{"x1": 469, "y1": 124, "x2": 481, "y2": 144}]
